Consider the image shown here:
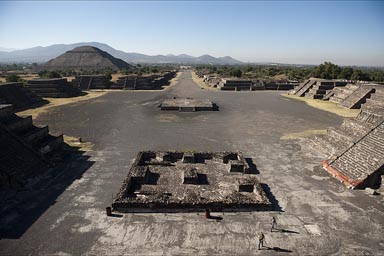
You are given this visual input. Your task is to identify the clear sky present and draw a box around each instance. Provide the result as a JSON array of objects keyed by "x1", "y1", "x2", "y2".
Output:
[{"x1": 0, "y1": 1, "x2": 383, "y2": 66}]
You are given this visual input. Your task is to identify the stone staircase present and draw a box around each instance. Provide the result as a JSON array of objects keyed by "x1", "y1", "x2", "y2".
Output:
[
  {"x1": 0, "y1": 104, "x2": 64, "y2": 159},
  {"x1": 27, "y1": 78, "x2": 81, "y2": 98},
  {"x1": 307, "y1": 108, "x2": 383, "y2": 159},
  {"x1": 293, "y1": 79, "x2": 317, "y2": 97},
  {"x1": 305, "y1": 81, "x2": 335, "y2": 99},
  {"x1": 339, "y1": 86, "x2": 375, "y2": 109},
  {"x1": 326, "y1": 121, "x2": 384, "y2": 189},
  {"x1": 363, "y1": 87, "x2": 384, "y2": 111},
  {"x1": 73, "y1": 75, "x2": 111, "y2": 90},
  {"x1": 329, "y1": 84, "x2": 359, "y2": 103},
  {"x1": 0, "y1": 82, "x2": 44, "y2": 110}
]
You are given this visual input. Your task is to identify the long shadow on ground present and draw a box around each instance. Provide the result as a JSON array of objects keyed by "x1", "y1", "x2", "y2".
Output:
[
  {"x1": 0, "y1": 145, "x2": 94, "y2": 239},
  {"x1": 261, "y1": 183, "x2": 283, "y2": 212}
]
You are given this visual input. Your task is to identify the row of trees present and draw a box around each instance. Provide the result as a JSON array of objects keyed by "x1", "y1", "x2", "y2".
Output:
[{"x1": 195, "y1": 62, "x2": 384, "y2": 82}]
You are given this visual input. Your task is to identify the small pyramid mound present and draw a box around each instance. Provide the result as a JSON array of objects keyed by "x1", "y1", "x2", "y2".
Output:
[{"x1": 42, "y1": 46, "x2": 134, "y2": 71}]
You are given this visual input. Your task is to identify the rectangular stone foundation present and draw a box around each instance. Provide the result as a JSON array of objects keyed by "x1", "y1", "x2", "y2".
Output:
[
  {"x1": 160, "y1": 98, "x2": 217, "y2": 111},
  {"x1": 112, "y1": 151, "x2": 271, "y2": 212}
]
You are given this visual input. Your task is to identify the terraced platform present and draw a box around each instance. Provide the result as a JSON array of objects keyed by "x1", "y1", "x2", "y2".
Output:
[
  {"x1": 112, "y1": 151, "x2": 271, "y2": 212},
  {"x1": 0, "y1": 104, "x2": 64, "y2": 188},
  {"x1": 160, "y1": 98, "x2": 217, "y2": 111}
]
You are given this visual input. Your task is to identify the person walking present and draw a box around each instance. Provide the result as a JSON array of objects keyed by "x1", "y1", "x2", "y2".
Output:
[
  {"x1": 270, "y1": 216, "x2": 277, "y2": 232},
  {"x1": 258, "y1": 232, "x2": 265, "y2": 250}
]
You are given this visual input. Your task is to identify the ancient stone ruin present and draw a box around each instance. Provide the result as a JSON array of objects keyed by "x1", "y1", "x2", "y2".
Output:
[
  {"x1": 40, "y1": 46, "x2": 135, "y2": 71},
  {"x1": 160, "y1": 98, "x2": 217, "y2": 112},
  {"x1": 27, "y1": 78, "x2": 81, "y2": 98},
  {"x1": 218, "y1": 78, "x2": 253, "y2": 91},
  {"x1": 0, "y1": 82, "x2": 45, "y2": 110},
  {"x1": 289, "y1": 78, "x2": 347, "y2": 99},
  {"x1": 72, "y1": 75, "x2": 111, "y2": 90},
  {"x1": 198, "y1": 73, "x2": 297, "y2": 91},
  {"x1": 112, "y1": 71, "x2": 176, "y2": 90},
  {"x1": 112, "y1": 151, "x2": 271, "y2": 212},
  {"x1": 0, "y1": 104, "x2": 65, "y2": 188},
  {"x1": 307, "y1": 87, "x2": 384, "y2": 189}
]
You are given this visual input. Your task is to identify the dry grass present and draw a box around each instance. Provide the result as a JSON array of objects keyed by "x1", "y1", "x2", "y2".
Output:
[
  {"x1": 62, "y1": 76, "x2": 76, "y2": 82},
  {"x1": 191, "y1": 72, "x2": 219, "y2": 91},
  {"x1": 17, "y1": 91, "x2": 108, "y2": 119},
  {"x1": 272, "y1": 74, "x2": 289, "y2": 80},
  {"x1": 282, "y1": 93, "x2": 360, "y2": 118},
  {"x1": 19, "y1": 74, "x2": 39, "y2": 81},
  {"x1": 280, "y1": 129, "x2": 327, "y2": 140},
  {"x1": 111, "y1": 73, "x2": 123, "y2": 82},
  {"x1": 64, "y1": 135, "x2": 94, "y2": 152}
]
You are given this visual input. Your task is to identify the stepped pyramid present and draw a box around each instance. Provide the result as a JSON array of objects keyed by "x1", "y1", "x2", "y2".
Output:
[
  {"x1": 0, "y1": 104, "x2": 64, "y2": 188},
  {"x1": 307, "y1": 88, "x2": 384, "y2": 189},
  {"x1": 41, "y1": 46, "x2": 134, "y2": 71}
]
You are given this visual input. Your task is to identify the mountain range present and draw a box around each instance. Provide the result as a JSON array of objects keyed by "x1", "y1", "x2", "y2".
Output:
[{"x1": 0, "y1": 42, "x2": 243, "y2": 65}]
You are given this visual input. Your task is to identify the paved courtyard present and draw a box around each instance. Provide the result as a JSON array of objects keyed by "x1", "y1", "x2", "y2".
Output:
[{"x1": 0, "y1": 71, "x2": 383, "y2": 255}]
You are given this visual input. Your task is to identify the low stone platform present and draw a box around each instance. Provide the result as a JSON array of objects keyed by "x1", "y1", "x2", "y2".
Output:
[
  {"x1": 112, "y1": 151, "x2": 271, "y2": 212},
  {"x1": 160, "y1": 98, "x2": 217, "y2": 112}
]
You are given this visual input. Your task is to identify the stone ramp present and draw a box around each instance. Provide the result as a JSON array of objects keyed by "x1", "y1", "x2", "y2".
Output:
[
  {"x1": 289, "y1": 79, "x2": 311, "y2": 95},
  {"x1": 294, "y1": 79, "x2": 317, "y2": 97},
  {"x1": 339, "y1": 86, "x2": 375, "y2": 109},
  {"x1": 324, "y1": 121, "x2": 384, "y2": 189}
]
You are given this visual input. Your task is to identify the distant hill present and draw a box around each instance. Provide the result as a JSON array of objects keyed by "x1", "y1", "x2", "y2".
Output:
[
  {"x1": 0, "y1": 42, "x2": 243, "y2": 65},
  {"x1": 40, "y1": 46, "x2": 134, "y2": 71}
]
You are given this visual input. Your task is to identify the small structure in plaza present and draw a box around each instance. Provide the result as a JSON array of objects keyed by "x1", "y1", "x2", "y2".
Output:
[
  {"x1": 112, "y1": 151, "x2": 271, "y2": 212},
  {"x1": 160, "y1": 98, "x2": 217, "y2": 112}
]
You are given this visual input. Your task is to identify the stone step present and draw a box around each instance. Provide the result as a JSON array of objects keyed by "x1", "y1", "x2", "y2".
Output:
[
  {"x1": 329, "y1": 121, "x2": 384, "y2": 186},
  {"x1": 327, "y1": 127, "x2": 355, "y2": 143},
  {"x1": 312, "y1": 84, "x2": 334, "y2": 90},
  {"x1": 365, "y1": 98, "x2": 384, "y2": 108},
  {"x1": 305, "y1": 93, "x2": 324, "y2": 99},
  {"x1": 357, "y1": 109, "x2": 384, "y2": 124},
  {"x1": 3, "y1": 115, "x2": 33, "y2": 133},
  {"x1": 0, "y1": 104, "x2": 13, "y2": 119},
  {"x1": 322, "y1": 90, "x2": 335, "y2": 100},
  {"x1": 340, "y1": 118, "x2": 373, "y2": 136},
  {"x1": 308, "y1": 88, "x2": 327, "y2": 95},
  {"x1": 36, "y1": 134, "x2": 64, "y2": 155},
  {"x1": 295, "y1": 79, "x2": 316, "y2": 97},
  {"x1": 20, "y1": 126, "x2": 49, "y2": 145},
  {"x1": 340, "y1": 87, "x2": 375, "y2": 109},
  {"x1": 329, "y1": 95, "x2": 344, "y2": 103}
]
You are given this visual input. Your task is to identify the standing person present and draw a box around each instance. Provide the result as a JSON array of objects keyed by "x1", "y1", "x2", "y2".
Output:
[
  {"x1": 258, "y1": 232, "x2": 265, "y2": 250},
  {"x1": 270, "y1": 216, "x2": 277, "y2": 232}
]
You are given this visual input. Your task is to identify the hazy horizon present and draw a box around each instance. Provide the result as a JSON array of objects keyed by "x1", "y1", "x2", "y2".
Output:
[{"x1": 0, "y1": 1, "x2": 383, "y2": 66}]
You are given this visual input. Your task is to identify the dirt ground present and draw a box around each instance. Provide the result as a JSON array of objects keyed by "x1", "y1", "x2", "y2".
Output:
[
  {"x1": 17, "y1": 91, "x2": 108, "y2": 119},
  {"x1": 0, "y1": 71, "x2": 383, "y2": 255},
  {"x1": 282, "y1": 94, "x2": 360, "y2": 118}
]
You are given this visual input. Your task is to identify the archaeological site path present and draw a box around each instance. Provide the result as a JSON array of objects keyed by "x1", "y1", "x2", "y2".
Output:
[{"x1": 1, "y1": 71, "x2": 383, "y2": 255}]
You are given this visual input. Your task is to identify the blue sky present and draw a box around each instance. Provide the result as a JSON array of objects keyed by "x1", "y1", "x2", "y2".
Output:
[{"x1": 0, "y1": 1, "x2": 383, "y2": 66}]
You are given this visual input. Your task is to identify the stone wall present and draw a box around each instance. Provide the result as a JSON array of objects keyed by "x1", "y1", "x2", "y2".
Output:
[
  {"x1": 0, "y1": 82, "x2": 44, "y2": 110},
  {"x1": 27, "y1": 78, "x2": 81, "y2": 98}
]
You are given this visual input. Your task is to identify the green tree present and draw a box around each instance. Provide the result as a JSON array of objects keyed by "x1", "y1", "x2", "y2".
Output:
[
  {"x1": 5, "y1": 74, "x2": 21, "y2": 82},
  {"x1": 230, "y1": 69, "x2": 242, "y2": 77},
  {"x1": 337, "y1": 67, "x2": 353, "y2": 80},
  {"x1": 38, "y1": 70, "x2": 61, "y2": 78}
]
